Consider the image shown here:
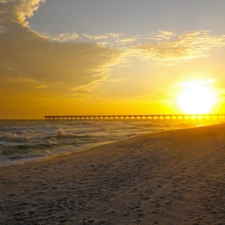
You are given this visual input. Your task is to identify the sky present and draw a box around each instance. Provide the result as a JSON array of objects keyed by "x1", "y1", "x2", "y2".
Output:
[{"x1": 1, "y1": 0, "x2": 225, "y2": 119}]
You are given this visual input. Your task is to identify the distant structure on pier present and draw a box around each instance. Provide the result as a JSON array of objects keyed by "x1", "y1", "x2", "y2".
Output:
[{"x1": 45, "y1": 114, "x2": 225, "y2": 121}]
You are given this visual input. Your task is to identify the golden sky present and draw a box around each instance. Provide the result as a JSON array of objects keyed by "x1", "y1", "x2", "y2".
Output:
[{"x1": 1, "y1": 0, "x2": 225, "y2": 119}]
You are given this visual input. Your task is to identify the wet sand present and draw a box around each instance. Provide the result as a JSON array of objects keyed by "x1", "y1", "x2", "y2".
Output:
[{"x1": 1, "y1": 124, "x2": 225, "y2": 225}]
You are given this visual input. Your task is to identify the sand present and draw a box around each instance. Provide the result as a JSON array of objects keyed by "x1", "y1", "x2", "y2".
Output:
[{"x1": 1, "y1": 124, "x2": 225, "y2": 225}]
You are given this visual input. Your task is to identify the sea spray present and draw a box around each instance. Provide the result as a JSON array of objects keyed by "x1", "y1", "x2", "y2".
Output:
[
  {"x1": 56, "y1": 128, "x2": 67, "y2": 137},
  {"x1": 56, "y1": 128, "x2": 76, "y2": 138}
]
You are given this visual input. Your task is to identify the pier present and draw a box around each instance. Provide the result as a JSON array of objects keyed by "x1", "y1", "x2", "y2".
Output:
[{"x1": 45, "y1": 114, "x2": 225, "y2": 121}]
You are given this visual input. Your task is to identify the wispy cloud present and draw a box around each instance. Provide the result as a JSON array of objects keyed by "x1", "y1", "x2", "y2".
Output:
[
  {"x1": 3, "y1": 76, "x2": 39, "y2": 84},
  {"x1": 133, "y1": 30, "x2": 225, "y2": 63},
  {"x1": 36, "y1": 85, "x2": 48, "y2": 89},
  {"x1": 70, "y1": 83, "x2": 102, "y2": 97},
  {"x1": 150, "y1": 30, "x2": 176, "y2": 41},
  {"x1": 83, "y1": 30, "x2": 225, "y2": 63},
  {"x1": 41, "y1": 32, "x2": 79, "y2": 42},
  {"x1": 1, "y1": 75, "x2": 49, "y2": 90},
  {"x1": 83, "y1": 33, "x2": 120, "y2": 40},
  {"x1": 117, "y1": 37, "x2": 137, "y2": 44},
  {"x1": 83, "y1": 33, "x2": 137, "y2": 47}
]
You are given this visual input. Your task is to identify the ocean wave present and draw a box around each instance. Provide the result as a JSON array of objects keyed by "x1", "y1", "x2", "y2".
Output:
[
  {"x1": 56, "y1": 128, "x2": 76, "y2": 138},
  {"x1": 37, "y1": 140, "x2": 58, "y2": 148},
  {"x1": 1, "y1": 132, "x2": 29, "y2": 142},
  {"x1": 55, "y1": 128, "x2": 95, "y2": 138}
]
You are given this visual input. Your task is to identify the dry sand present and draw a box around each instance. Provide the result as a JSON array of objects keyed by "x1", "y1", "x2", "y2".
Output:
[{"x1": 1, "y1": 124, "x2": 225, "y2": 225}]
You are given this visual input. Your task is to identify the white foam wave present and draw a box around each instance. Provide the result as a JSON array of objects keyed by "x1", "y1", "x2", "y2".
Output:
[
  {"x1": 56, "y1": 128, "x2": 76, "y2": 138},
  {"x1": 2, "y1": 132, "x2": 29, "y2": 142},
  {"x1": 56, "y1": 128, "x2": 67, "y2": 137}
]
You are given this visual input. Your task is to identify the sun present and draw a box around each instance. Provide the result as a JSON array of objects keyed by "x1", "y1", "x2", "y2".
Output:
[{"x1": 177, "y1": 81, "x2": 217, "y2": 114}]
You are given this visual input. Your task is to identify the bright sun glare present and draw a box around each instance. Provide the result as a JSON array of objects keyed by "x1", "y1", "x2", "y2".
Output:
[{"x1": 177, "y1": 81, "x2": 217, "y2": 114}]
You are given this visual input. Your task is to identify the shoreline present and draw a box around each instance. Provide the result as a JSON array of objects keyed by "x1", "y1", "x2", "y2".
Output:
[
  {"x1": 1, "y1": 123, "x2": 225, "y2": 224},
  {"x1": 0, "y1": 119, "x2": 212, "y2": 168},
  {"x1": 0, "y1": 125, "x2": 175, "y2": 169},
  {"x1": 0, "y1": 125, "x2": 190, "y2": 169},
  {"x1": 0, "y1": 131, "x2": 160, "y2": 169}
]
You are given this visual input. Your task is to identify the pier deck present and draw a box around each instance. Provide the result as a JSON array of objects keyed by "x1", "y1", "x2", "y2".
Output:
[{"x1": 45, "y1": 114, "x2": 225, "y2": 121}]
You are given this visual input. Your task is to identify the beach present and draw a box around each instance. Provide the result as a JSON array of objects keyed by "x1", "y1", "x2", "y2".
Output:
[{"x1": 1, "y1": 124, "x2": 225, "y2": 225}]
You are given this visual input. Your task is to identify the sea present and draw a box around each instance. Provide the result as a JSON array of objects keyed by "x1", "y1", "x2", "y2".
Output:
[{"x1": 0, "y1": 119, "x2": 200, "y2": 167}]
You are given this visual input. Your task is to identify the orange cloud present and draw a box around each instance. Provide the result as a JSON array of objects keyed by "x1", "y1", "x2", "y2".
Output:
[
  {"x1": 0, "y1": 0, "x2": 122, "y2": 94},
  {"x1": 40, "y1": 32, "x2": 79, "y2": 42},
  {"x1": 83, "y1": 33, "x2": 121, "y2": 40},
  {"x1": 0, "y1": 0, "x2": 45, "y2": 27}
]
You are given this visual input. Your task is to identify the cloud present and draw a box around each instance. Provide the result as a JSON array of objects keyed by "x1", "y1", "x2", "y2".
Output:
[
  {"x1": 133, "y1": 30, "x2": 225, "y2": 63},
  {"x1": 150, "y1": 30, "x2": 176, "y2": 41},
  {"x1": 36, "y1": 85, "x2": 47, "y2": 89},
  {"x1": 0, "y1": 0, "x2": 46, "y2": 27},
  {"x1": 70, "y1": 83, "x2": 102, "y2": 97},
  {"x1": 0, "y1": 0, "x2": 122, "y2": 94},
  {"x1": 7, "y1": 76, "x2": 40, "y2": 84},
  {"x1": 83, "y1": 33, "x2": 121, "y2": 40},
  {"x1": 83, "y1": 33, "x2": 137, "y2": 48},
  {"x1": 40, "y1": 32, "x2": 79, "y2": 42},
  {"x1": 117, "y1": 37, "x2": 137, "y2": 44}
]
